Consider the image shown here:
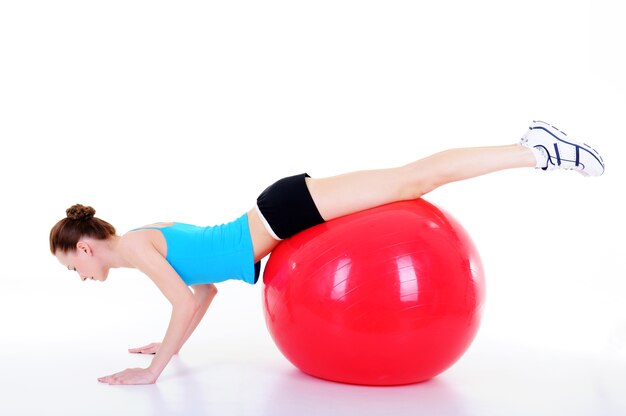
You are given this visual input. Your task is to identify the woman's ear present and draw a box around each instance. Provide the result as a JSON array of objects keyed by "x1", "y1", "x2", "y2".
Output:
[{"x1": 76, "y1": 241, "x2": 92, "y2": 255}]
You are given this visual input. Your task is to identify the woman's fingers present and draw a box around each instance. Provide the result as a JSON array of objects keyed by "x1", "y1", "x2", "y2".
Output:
[
  {"x1": 98, "y1": 374, "x2": 113, "y2": 383},
  {"x1": 128, "y1": 342, "x2": 160, "y2": 354},
  {"x1": 98, "y1": 368, "x2": 156, "y2": 385}
]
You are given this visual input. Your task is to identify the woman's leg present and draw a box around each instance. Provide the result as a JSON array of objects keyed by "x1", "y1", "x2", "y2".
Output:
[
  {"x1": 306, "y1": 144, "x2": 535, "y2": 221},
  {"x1": 249, "y1": 145, "x2": 532, "y2": 260},
  {"x1": 250, "y1": 121, "x2": 605, "y2": 260}
]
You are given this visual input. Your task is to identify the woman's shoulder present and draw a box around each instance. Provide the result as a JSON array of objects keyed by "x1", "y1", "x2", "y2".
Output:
[
  {"x1": 120, "y1": 223, "x2": 171, "y2": 254},
  {"x1": 132, "y1": 222, "x2": 175, "y2": 230}
]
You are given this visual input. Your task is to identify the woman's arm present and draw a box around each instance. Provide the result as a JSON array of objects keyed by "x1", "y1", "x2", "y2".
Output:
[
  {"x1": 177, "y1": 284, "x2": 217, "y2": 353},
  {"x1": 98, "y1": 236, "x2": 200, "y2": 385},
  {"x1": 129, "y1": 284, "x2": 218, "y2": 355}
]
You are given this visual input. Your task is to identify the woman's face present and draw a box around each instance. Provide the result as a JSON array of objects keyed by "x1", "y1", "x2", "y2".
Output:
[{"x1": 56, "y1": 242, "x2": 109, "y2": 282}]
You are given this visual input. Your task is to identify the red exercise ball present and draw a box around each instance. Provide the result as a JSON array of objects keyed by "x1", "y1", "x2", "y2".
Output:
[{"x1": 262, "y1": 199, "x2": 485, "y2": 386}]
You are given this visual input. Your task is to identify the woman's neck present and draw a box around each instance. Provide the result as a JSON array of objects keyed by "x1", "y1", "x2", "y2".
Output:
[{"x1": 94, "y1": 235, "x2": 134, "y2": 269}]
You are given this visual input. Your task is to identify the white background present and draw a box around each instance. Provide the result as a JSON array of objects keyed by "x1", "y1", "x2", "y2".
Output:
[{"x1": 1, "y1": 1, "x2": 625, "y2": 415}]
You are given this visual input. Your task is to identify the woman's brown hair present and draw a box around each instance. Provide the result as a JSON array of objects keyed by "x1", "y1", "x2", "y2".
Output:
[{"x1": 49, "y1": 204, "x2": 116, "y2": 254}]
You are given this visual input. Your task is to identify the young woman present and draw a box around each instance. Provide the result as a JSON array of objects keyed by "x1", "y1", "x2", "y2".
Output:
[{"x1": 50, "y1": 120, "x2": 604, "y2": 385}]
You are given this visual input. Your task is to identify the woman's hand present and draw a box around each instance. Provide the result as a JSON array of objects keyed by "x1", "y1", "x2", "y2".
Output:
[
  {"x1": 98, "y1": 367, "x2": 158, "y2": 385},
  {"x1": 129, "y1": 342, "x2": 162, "y2": 355}
]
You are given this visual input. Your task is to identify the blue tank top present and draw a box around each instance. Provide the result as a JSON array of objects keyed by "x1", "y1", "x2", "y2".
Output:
[{"x1": 131, "y1": 213, "x2": 258, "y2": 285}]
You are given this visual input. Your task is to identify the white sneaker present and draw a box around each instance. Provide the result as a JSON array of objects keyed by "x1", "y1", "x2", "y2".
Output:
[{"x1": 520, "y1": 120, "x2": 605, "y2": 176}]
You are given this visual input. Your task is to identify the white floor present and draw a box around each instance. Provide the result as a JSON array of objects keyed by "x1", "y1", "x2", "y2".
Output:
[
  {"x1": 3, "y1": 258, "x2": 626, "y2": 416},
  {"x1": 2, "y1": 337, "x2": 625, "y2": 416}
]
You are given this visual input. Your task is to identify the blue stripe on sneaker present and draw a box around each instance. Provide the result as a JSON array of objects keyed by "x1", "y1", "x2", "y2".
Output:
[
  {"x1": 553, "y1": 143, "x2": 561, "y2": 165},
  {"x1": 530, "y1": 126, "x2": 566, "y2": 142}
]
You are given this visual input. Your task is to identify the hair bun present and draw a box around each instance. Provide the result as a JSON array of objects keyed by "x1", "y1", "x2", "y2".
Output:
[{"x1": 66, "y1": 204, "x2": 96, "y2": 221}]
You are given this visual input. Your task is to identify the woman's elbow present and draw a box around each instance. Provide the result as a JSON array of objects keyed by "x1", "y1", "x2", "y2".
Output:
[{"x1": 198, "y1": 283, "x2": 218, "y2": 295}]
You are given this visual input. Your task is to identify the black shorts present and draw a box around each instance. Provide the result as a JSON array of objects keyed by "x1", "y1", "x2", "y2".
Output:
[{"x1": 255, "y1": 173, "x2": 325, "y2": 240}]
